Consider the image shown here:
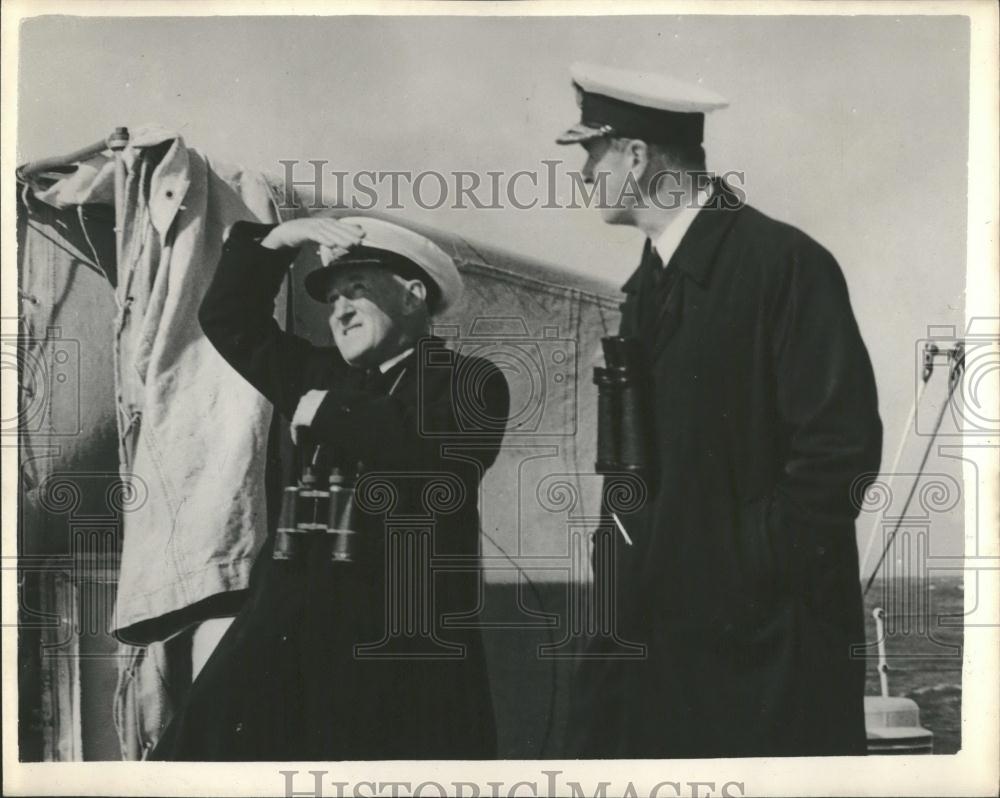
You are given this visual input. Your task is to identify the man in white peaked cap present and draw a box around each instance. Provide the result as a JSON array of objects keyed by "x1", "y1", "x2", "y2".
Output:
[
  {"x1": 558, "y1": 62, "x2": 882, "y2": 758},
  {"x1": 151, "y1": 214, "x2": 509, "y2": 760}
]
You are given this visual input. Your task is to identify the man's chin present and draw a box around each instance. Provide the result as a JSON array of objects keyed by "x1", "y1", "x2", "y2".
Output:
[
  {"x1": 597, "y1": 207, "x2": 631, "y2": 225},
  {"x1": 334, "y1": 342, "x2": 373, "y2": 369}
]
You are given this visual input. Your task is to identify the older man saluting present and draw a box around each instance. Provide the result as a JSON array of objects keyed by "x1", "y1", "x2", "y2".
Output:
[
  {"x1": 557, "y1": 63, "x2": 882, "y2": 758},
  {"x1": 152, "y1": 215, "x2": 509, "y2": 760}
]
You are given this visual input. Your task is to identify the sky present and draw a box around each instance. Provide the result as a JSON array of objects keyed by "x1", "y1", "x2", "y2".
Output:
[{"x1": 15, "y1": 11, "x2": 972, "y2": 560}]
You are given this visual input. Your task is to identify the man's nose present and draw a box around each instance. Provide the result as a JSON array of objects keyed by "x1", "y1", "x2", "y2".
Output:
[
  {"x1": 332, "y1": 296, "x2": 354, "y2": 323},
  {"x1": 581, "y1": 157, "x2": 595, "y2": 184}
]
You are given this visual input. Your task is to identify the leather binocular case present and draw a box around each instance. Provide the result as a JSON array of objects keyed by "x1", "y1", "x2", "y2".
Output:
[
  {"x1": 593, "y1": 336, "x2": 649, "y2": 475},
  {"x1": 274, "y1": 441, "x2": 362, "y2": 563}
]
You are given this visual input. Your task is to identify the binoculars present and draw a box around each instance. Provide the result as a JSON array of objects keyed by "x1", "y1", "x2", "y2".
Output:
[
  {"x1": 593, "y1": 336, "x2": 649, "y2": 475},
  {"x1": 273, "y1": 433, "x2": 363, "y2": 563}
]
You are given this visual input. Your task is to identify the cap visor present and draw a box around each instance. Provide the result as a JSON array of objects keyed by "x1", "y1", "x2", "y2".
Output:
[
  {"x1": 555, "y1": 123, "x2": 610, "y2": 145},
  {"x1": 304, "y1": 266, "x2": 333, "y2": 302}
]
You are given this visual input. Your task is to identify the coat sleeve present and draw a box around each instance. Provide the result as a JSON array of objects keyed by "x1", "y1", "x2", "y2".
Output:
[
  {"x1": 766, "y1": 239, "x2": 883, "y2": 563},
  {"x1": 198, "y1": 220, "x2": 332, "y2": 417},
  {"x1": 309, "y1": 353, "x2": 510, "y2": 473}
]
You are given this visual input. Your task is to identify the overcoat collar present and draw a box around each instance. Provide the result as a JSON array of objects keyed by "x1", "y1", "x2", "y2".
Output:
[
  {"x1": 621, "y1": 176, "x2": 744, "y2": 294},
  {"x1": 356, "y1": 336, "x2": 439, "y2": 395}
]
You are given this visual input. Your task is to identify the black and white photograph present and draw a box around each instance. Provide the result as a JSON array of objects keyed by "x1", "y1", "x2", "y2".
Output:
[{"x1": 2, "y1": 1, "x2": 998, "y2": 796}]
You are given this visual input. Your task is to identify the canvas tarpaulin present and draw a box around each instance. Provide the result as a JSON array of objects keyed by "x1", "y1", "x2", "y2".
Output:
[{"x1": 19, "y1": 128, "x2": 303, "y2": 643}]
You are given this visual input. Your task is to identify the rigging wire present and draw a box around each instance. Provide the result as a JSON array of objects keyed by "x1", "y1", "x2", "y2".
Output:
[{"x1": 862, "y1": 342, "x2": 965, "y2": 597}]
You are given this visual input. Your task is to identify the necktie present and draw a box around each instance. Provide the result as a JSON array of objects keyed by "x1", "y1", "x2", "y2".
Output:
[
  {"x1": 652, "y1": 245, "x2": 679, "y2": 295},
  {"x1": 635, "y1": 239, "x2": 684, "y2": 353},
  {"x1": 636, "y1": 242, "x2": 670, "y2": 336},
  {"x1": 651, "y1": 246, "x2": 667, "y2": 285}
]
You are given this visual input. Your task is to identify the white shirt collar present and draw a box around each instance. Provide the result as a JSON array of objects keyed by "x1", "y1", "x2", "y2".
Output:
[
  {"x1": 379, "y1": 347, "x2": 414, "y2": 374},
  {"x1": 652, "y1": 184, "x2": 712, "y2": 267}
]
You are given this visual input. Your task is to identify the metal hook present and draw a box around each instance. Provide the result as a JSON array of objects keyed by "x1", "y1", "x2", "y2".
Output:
[
  {"x1": 921, "y1": 342, "x2": 939, "y2": 384},
  {"x1": 949, "y1": 341, "x2": 965, "y2": 389}
]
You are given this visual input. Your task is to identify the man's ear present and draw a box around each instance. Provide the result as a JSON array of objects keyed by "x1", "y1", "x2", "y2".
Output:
[
  {"x1": 402, "y1": 278, "x2": 428, "y2": 313},
  {"x1": 627, "y1": 139, "x2": 649, "y2": 179}
]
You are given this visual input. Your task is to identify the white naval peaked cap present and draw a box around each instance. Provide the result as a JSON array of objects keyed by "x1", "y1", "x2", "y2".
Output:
[
  {"x1": 305, "y1": 216, "x2": 463, "y2": 315},
  {"x1": 556, "y1": 61, "x2": 729, "y2": 145},
  {"x1": 571, "y1": 61, "x2": 730, "y2": 114}
]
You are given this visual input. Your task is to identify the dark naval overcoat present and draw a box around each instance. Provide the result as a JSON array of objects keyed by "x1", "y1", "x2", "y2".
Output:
[{"x1": 569, "y1": 178, "x2": 883, "y2": 758}]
